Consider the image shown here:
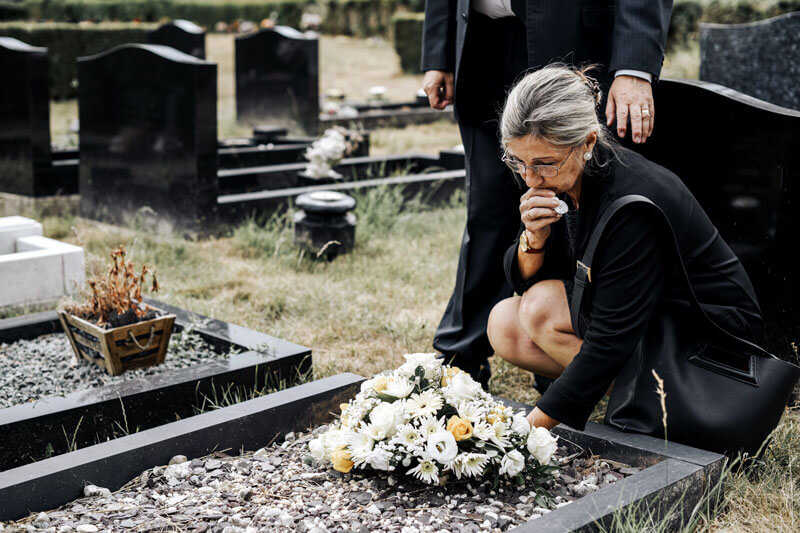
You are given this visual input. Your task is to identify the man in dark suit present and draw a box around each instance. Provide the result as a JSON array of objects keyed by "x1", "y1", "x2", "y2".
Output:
[{"x1": 421, "y1": 0, "x2": 673, "y2": 386}]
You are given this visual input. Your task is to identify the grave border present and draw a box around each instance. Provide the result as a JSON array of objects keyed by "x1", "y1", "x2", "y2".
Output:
[
  {"x1": 0, "y1": 300, "x2": 311, "y2": 473},
  {"x1": 0, "y1": 374, "x2": 725, "y2": 531}
]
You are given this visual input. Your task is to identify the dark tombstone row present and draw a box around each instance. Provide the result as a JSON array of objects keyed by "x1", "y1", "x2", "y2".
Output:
[
  {"x1": 235, "y1": 26, "x2": 319, "y2": 133},
  {"x1": 0, "y1": 37, "x2": 78, "y2": 197},
  {"x1": 78, "y1": 44, "x2": 217, "y2": 230},
  {"x1": 147, "y1": 19, "x2": 206, "y2": 60},
  {"x1": 700, "y1": 12, "x2": 800, "y2": 110},
  {"x1": 630, "y1": 79, "x2": 800, "y2": 355},
  {"x1": 0, "y1": 37, "x2": 50, "y2": 196}
]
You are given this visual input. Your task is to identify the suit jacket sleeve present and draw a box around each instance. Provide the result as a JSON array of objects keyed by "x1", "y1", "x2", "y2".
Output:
[
  {"x1": 609, "y1": 0, "x2": 673, "y2": 79},
  {"x1": 421, "y1": 0, "x2": 457, "y2": 72}
]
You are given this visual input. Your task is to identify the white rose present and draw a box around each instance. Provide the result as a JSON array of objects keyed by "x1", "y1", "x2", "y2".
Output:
[
  {"x1": 308, "y1": 437, "x2": 326, "y2": 460},
  {"x1": 426, "y1": 430, "x2": 458, "y2": 464},
  {"x1": 527, "y1": 426, "x2": 558, "y2": 464},
  {"x1": 322, "y1": 429, "x2": 348, "y2": 454},
  {"x1": 365, "y1": 449, "x2": 392, "y2": 471},
  {"x1": 499, "y1": 449, "x2": 525, "y2": 476},
  {"x1": 398, "y1": 353, "x2": 441, "y2": 380},
  {"x1": 444, "y1": 372, "x2": 482, "y2": 402},
  {"x1": 369, "y1": 402, "x2": 401, "y2": 437}
]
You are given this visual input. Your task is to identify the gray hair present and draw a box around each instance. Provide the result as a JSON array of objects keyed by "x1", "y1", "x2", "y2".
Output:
[{"x1": 500, "y1": 64, "x2": 616, "y2": 163}]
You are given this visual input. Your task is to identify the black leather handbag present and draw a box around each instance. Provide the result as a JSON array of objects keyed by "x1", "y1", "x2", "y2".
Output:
[{"x1": 571, "y1": 195, "x2": 800, "y2": 456}]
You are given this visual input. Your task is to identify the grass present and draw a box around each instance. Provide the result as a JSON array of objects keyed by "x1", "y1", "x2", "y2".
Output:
[{"x1": 28, "y1": 32, "x2": 800, "y2": 532}]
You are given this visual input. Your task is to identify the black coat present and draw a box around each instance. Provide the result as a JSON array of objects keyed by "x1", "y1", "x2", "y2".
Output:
[{"x1": 503, "y1": 147, "x2": 764, "y2": 430}]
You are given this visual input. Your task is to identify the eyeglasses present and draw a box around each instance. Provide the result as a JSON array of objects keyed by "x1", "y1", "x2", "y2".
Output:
[{"x1": 502, "y1": 146, "x2": 575, "y2": 187}]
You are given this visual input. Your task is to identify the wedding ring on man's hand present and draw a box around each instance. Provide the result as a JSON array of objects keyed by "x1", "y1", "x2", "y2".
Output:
[
  {"x1": 554, "y1": 199, "x2": 569, "y2": 215},
  {"x1": 642, "y1": 108, "x2": 651, "y2": 117}
]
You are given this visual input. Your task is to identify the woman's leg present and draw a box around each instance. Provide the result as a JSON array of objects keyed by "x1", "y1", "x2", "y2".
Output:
[{"x1": 487, "y1": 280, "x2": 582, "y2": 376}]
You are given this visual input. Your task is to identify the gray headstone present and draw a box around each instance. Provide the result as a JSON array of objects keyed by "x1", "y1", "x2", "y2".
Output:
[
  {"x1": 77, "y1": 44, "x2": 218, "y2": 230},
  {"x1": 700, "y1": 12, "x2": 800, "y2": 110},
  {"x1": 0, "y1": 37, "x2": 51, "y2": 196},
  {"x1": 235, "y1": 26, "x2": 319, "y2": 133}
]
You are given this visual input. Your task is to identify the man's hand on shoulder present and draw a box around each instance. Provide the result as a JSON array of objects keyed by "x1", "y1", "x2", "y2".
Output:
[
  {"x1": 423, "y1": 70, "x2": 454, "y2": 110},
  {"x1": 605, "y1": 75, "x2": 654, "y2": 144}
]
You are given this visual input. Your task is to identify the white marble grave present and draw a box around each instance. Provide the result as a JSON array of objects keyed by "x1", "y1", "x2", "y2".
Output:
[{"x1": 0, "y1": 215, "x2": 84, "y2": 307}]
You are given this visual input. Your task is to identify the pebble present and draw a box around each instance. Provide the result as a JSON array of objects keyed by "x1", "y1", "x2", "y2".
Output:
[
  {"x1": 82, "y1": 485, "x2": 110, "y2": 498},
  {"x1": 0, "y1": 329, "x2": 231, "y2": 409},
  {"x1": 4, "y1": 433, "x2": 639, "y2": 532},
  {"x1": 169, "y1": 455, "x2": 188, "y2": 465}
]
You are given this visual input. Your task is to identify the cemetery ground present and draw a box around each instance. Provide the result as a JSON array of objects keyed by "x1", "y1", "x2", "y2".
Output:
[{"x1": 3, "y1": 32, "x2": 797, "y2": 533}]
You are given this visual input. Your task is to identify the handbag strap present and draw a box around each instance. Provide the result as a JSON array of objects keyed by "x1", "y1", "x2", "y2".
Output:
[{"x1": 570, "y1": 194, "x2": 776, "y2": 359}]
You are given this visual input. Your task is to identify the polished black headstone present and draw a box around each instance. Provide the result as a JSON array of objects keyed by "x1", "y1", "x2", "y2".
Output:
[
  {"x1": 147, "y1": 19, "x2": 206, "y2": 59},
  {"x1": 235, "y1": 26, "x2": 319, "y2": 133},
  {"x1": 700, "y1": 12, "x2": 800, "y2": 110},
  {"x1": 0, "y1": 37, "x2": 51, "y2": 196},
  {"x1": 78, "y1": 44, "x2": 217, "y2": 230},
  {"x1": 629, "y1": 79, "x2": 800, "y2": 356}
]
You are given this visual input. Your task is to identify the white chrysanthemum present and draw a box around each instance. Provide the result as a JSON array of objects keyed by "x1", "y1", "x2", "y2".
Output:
[
  {"x1": 490, "y1": 421, "x2": 511, "y2": 449},
  {"x1": 499, "y1": 449, "x2": 525, "y2": 476},
  {"x1": 452, "y1": 453, "x2": 490, "y2": 479},
  {"x1": 360, "y1": 422, "x2": 389, "y2": 441},
  {"x1": 417, "y1": 416, "x2": 445, "y2": 437},
  {"x1": 511, "y1": 412, "x2": 531, "y2": 436},
  {"x1": 347, "y1": 431, "x2": 374, "y2": 458},
  {"x1": 321, "y1": 429, "x2": 348, "y2": 454},
  {"x1": 426, "y1": 430, "x2": 458, "y2": 464},
  {"x1": 406, "y1": 390, "x2": 444, "y2": 419},
  {"x1": 456, "y1": 401, "x2": 484, "y2": 425},
  {"x1": 472, "y1": 421, "x2": 495, "y2": 442},
  {"x1": 408, "y1": 457, "x2": 439, "y2": 484},
  {"x1": 384, "y1": 376, "x2": 415, "y2": 398},
  {"x1": 364, "y1": 448, "x2": 392, "y2": 471},
  {"x1": 395, "y1": 424, "x2": 423, "y2": 446}
]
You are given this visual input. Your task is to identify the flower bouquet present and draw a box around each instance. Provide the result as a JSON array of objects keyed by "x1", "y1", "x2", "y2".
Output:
[
  {"x1": 308, "y1": 353, "x2": 559, "y2": 502},
  {"x1": 301, "y1": 127, "x2": 362, "y2": 183}
]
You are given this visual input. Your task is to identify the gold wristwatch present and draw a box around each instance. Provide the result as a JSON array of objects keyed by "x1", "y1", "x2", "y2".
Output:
[{"x1": 519, "y1": 231, "x2": 545, "y2": 254}]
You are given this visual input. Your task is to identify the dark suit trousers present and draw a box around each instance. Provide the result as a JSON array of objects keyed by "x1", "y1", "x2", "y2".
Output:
[{"x1": 433, "y1": 13, "x2": 529, "y2": 360}]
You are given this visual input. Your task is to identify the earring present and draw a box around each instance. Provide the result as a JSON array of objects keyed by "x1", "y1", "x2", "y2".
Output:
[{"x1": 583, "y1": 152, "x2": 593, "y2": 161}]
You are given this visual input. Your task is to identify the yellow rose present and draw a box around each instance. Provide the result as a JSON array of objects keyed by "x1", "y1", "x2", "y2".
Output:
[
  {"x1": 440, "y1": 367, "x2": 463, "y2": 387},
  {"x1": 331, "y1": 446, "x2": 354, "y2": 473},
  {"x1": 447, "y1": 415, "x2": 473, "y2": 441},
  {"x1": 373, "y1": 376, "x2": 389, "y2": 392}
]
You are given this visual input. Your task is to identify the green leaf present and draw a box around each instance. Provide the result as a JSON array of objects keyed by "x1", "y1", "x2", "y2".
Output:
[{"x1": 376, "y1": 392, "x2": 400, "y2": 403}]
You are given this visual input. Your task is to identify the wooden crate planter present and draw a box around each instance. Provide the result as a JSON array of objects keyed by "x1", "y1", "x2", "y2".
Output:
[{"x1": 57, "y1": 308, "x2": 176, "y2": 376}]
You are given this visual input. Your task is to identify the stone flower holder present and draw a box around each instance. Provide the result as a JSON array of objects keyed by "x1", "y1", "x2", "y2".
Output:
[
  {"x1": 293, "y1": 191, "x2": 356, "y2": 259},
  {"x1": 58, "y1": 306, "x2": 176, "y2": 376}
]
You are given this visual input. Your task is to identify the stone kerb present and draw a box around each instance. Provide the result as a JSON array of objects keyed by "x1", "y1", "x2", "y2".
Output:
[
  {"x1": 0, "y1": 301, "x2": 312, "y2": 473},
  {"x1": 0, "y1": 374, "x2": 725, "y2": 530},
  {"x1": 77, "y1": 43, "x2": 218, "y2": 232},
  {"x1": 700, "y1": 11, "x2": 800, "y2": 110},
  {"x1": 0, "y1": 216, "x2": 84, "y2": 308}
]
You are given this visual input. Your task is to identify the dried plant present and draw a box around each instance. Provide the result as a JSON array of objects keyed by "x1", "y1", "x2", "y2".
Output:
[
  {"x1": 651, "y1": 369, "x2": 668, "y2": 444},
  {"x1": 63, "y1": 245, "x2": 159, "y2": 328}
]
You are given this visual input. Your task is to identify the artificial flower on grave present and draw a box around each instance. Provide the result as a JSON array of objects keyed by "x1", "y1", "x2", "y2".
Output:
[
  {"x1": 303, "y1": 127, "x2": 362, "y2": 179},
  {"x1": 308, "y1": 353, "x2": 560, "y2": 505}
]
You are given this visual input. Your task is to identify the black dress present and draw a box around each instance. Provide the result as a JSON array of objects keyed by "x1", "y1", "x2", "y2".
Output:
[{"x1": 502, "y1": 147, "x2": 764, "y2": 430}]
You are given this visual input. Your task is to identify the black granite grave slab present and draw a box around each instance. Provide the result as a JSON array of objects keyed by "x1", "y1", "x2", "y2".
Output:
[
  {"x1": 0, "y1": 37, "x2": 51, "y2": 196},
  {"x1": 320, "y1": 106, "x2": 454, "y2": 131},
  {"x1": 218, "y1": 168, "x2": 466, "y2": 223},
  {"x1": 78, "y1": 44, "x2": 217, "y2": 231},
  {"x1": 0, "y1": 374, "x2": 360, "y2": 522},
  {"x1": 629, "y1": 79, "x2": 800, "y2": 357},
  {"x1": 217, "y1": 153, "x2": 443, "y2": 194},
  {"x1": 700, "y1": 12, "x2": 800, "y2": 110},
  {"x1": 147, "y1": 19, "x2": 206, "y2": 59},
  {"x1": 0, "y1": 301, "x2": 310, "y2": 473},
  {"x1": 235, "y1": 26, "x2": 319, "y2": 133},
  {"x1": 0, "y1": 375, "x2": 726, "y2": 531}
]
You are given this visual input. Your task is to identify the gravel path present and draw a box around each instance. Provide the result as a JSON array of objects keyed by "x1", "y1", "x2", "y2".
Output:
[
  {"x1": 0, "y1": 327, "x2": 235, "y2": 409},
  {"x1": 2, "y1": 429, "x2": 640, "y2": 533}
]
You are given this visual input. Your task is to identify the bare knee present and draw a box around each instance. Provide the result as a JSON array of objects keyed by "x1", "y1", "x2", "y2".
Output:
[
  {"x1": 519, "y1": 281, "x2": 565, "y2": 343},
  {"x1": 487, "y1": 297, "x2": 523, "y2": 360}
]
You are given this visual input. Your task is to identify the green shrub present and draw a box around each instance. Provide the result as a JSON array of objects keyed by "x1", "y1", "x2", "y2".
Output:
[
  {"x1": 0, "y1": 22, "x2": 155, "y2": 99},
  {"x1": 391, "y1": 11, "x2": 422, "y2": 74},
  {"x1": 320, "y1": 0, "x2": 401, "y2": 37},
  {"x1": 0, "y1": 1, "x2": 28, "y2": 21}
]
